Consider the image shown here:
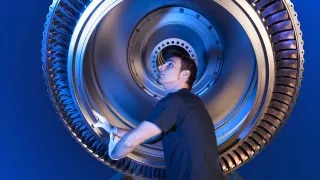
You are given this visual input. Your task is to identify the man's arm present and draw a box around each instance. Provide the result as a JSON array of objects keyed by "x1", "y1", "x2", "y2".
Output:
[
  {"x1": 92, "y1": 110, "x2": 130, "y2": 137},
  {"x1": 110, "y1": 121, "x2": 162, "y2": 160},
  {"x1": 142, "y1": 133, "x2": 162, "y2": 144},
  {"x1": 92, "y1": 110, "x2": 162, "y2": 158}
]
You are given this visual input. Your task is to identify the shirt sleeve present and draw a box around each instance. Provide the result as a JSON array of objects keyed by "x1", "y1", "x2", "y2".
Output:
[{"x1": 145, "y1": 94, "x2": 182, "y2": 133}]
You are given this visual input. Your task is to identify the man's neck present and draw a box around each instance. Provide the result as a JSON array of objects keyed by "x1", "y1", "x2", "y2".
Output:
[{"x1": 164, "y1": 84, "x2": 189, "y2": 94}]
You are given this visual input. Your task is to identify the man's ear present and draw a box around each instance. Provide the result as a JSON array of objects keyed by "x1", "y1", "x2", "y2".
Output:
[{"x1": 180, "y1": 70, "x2": 191, "y2": 80}]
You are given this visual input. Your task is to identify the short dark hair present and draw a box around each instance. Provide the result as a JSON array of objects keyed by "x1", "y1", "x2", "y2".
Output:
[{"x1": 161, "y1": 46, "x2": 197, "y2": 89}]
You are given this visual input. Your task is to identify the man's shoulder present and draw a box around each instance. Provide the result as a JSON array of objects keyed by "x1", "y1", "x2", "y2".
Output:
[
  {"x1": 160, "y1": 89, "x2": 201, "y2": 105},
  {"x1": 161, "y1": 92, "x2": 183, "y2": 103},
  {"x1": 177, "y1": 89, "x2": 202, "y2": 101}
]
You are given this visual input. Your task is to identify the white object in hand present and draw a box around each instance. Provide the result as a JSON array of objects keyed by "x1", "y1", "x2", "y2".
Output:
[
  {"x1": 92, "y1": 110, "x2": 113, "y2": 133},
  {"x1": 109, "y1": 127, "x2": 121, "y2": 160}
]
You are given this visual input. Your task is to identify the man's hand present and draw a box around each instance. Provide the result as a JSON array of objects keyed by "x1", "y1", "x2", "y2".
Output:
[{"x1": 91, "y1": 110, "x2": 113, "y2": 133}]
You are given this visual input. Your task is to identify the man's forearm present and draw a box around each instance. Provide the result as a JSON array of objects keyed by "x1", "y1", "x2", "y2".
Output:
[
  {"x1": 142, "y1": 134, "x2": 162, "y2": 144},
  {"x1": 110, "y1": 130, "x2": 137, "y2": 160},
  {"x1": 114, "y1": 128, "x2": 129, "y2": 138},
  {"x1": 109, "y1": 121, "x2": 162, "y2": 160},
  {"x1": 114, "y1": 127, "x2": 161, "y2": 144}
]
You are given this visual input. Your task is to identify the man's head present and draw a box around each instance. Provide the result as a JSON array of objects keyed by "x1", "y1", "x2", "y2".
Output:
[{"x1": 157, "y1": 46, "x2": 197, "y2": 91}]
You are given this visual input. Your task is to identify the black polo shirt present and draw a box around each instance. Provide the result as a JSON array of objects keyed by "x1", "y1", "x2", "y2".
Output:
[{"x1": 146, "y1": 88, "x2": 224, "y2": 180}]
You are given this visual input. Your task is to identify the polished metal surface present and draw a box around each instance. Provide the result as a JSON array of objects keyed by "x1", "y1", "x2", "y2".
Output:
[
  {"x1": 43, "y1": 0, "x2": 304, "y2": 177},
  {"x1": 70, "y1": 0, "x2": 266, "y2": 167}
]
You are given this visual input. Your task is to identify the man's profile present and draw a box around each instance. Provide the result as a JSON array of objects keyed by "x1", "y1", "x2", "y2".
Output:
[{"x1": 93, "y1": 46, "x2": 224, "y2": 180}]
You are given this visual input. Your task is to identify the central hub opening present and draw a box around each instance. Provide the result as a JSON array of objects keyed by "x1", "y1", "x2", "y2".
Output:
[{"x1": 150, "y1": 38, "x2": 198, "y2": 82}]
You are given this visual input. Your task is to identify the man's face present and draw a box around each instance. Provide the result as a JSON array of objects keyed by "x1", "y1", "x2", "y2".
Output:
[{"x1": 157, "y1": 56, "x2": 183, "y2": 86}]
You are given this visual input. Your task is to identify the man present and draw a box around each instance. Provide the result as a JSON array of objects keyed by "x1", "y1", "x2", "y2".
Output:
[{"x1": 93, "y1": 46, "x2": 224, "y2": 180}]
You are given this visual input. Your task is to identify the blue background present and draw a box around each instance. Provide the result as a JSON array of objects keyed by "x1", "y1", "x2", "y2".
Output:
[{"x1": 1, "y1": 0, "x2": 318, "y2": 179}]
